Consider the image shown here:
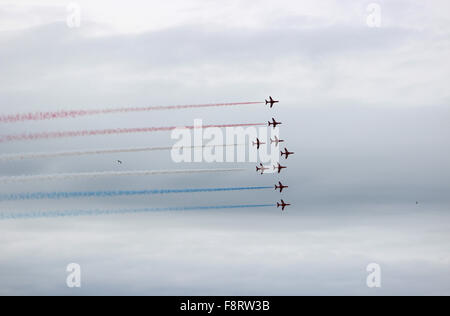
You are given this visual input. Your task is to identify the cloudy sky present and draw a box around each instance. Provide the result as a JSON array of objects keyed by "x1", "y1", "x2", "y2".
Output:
[{"x1": 0, "y1": 0, "x2": 449, "y2": 295}]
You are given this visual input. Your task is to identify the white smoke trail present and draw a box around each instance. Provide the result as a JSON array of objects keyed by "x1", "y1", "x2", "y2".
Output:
[
  {"x1": 0, "y1": 144, "x2": 244, "y2": 161},
  {"x1": 0, "y1": 168, "x2": 246, "y2": 183}
]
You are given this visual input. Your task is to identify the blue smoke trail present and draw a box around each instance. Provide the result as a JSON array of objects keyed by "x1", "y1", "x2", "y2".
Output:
[
  {"x1": 0, "y1": 186, "x2": 273, "y2": 202},
  {"x1": 0, "y1": 204, "x2": 276, "y2": 220}
]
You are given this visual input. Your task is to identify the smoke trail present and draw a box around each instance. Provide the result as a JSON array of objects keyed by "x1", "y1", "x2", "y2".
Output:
[
  {"x1": 0, "y1": 186, "x2": 273, "y2": 201},
  {"x1": 0, "y1": 204, "x2": 276, "y2": 220},
  {"x1": 0, "y1": 144, "x2": 244, "y2": 162},
  {"x1": 0, "y1": 101, "x2": 263, "y2": 123},
  {"x1": 0, "y1": 168, "x2": 246, "y2": 183},
  {"x1": 0, "y1": 123, "x2": 265, "y2": 143}
]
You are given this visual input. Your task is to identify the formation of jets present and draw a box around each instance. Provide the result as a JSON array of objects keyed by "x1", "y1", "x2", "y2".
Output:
[{"x1": 253, "y1": 97, "x2": 293, "y2": 211}]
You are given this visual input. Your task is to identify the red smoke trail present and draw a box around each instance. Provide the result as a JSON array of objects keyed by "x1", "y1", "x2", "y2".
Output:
[
  {"x1": 0, "y1": 123, "x2": 266, "y2": 143},
  {"x1": 0, "y1": 102, "x2": 263, "y2": 123}
]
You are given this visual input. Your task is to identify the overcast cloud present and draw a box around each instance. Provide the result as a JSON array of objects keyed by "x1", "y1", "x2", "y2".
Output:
[{"x1": 0, "y1": 0, "x2": 449, "y2": 295}]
